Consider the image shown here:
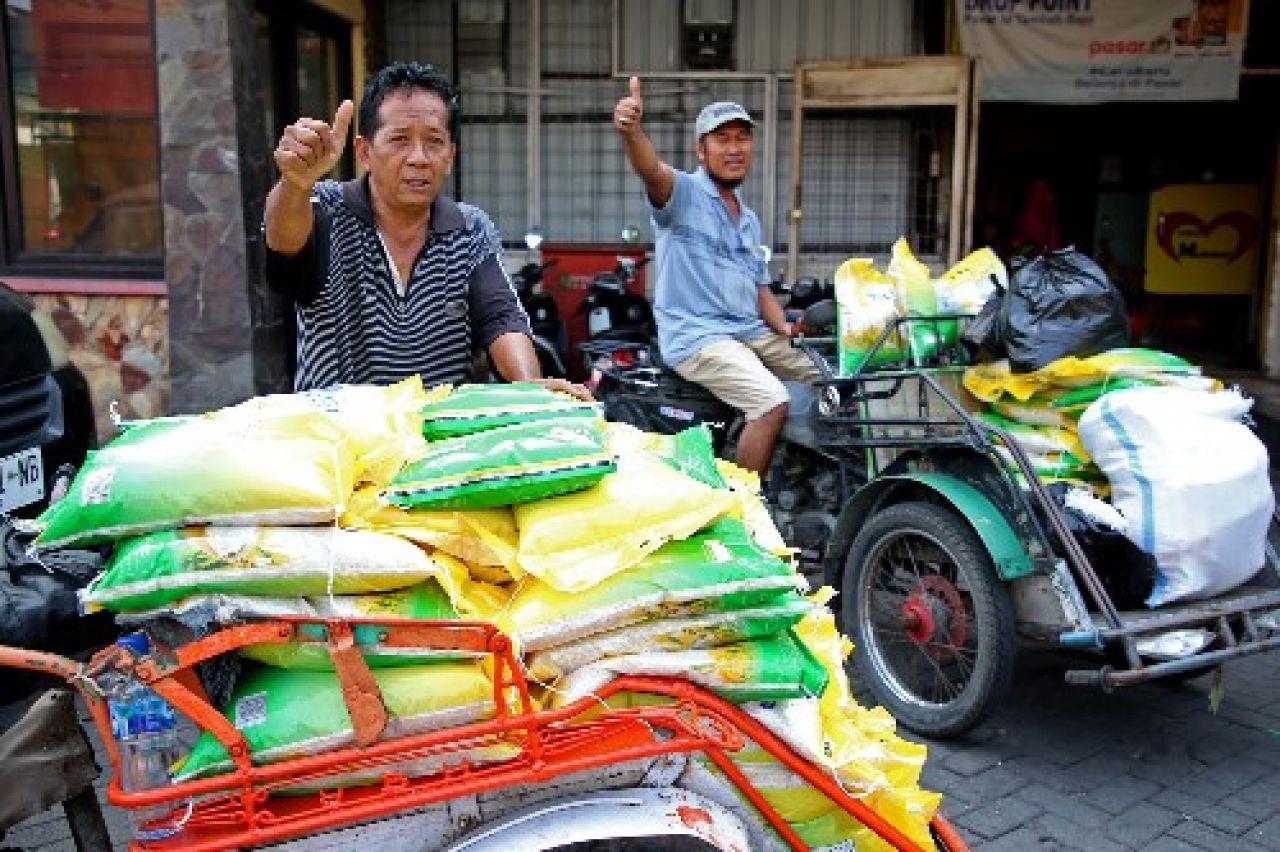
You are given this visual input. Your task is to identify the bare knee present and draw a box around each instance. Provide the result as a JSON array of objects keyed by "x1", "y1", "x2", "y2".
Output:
[{"x1": 756, "y1": 400, "x2": 787, "y2": 425}]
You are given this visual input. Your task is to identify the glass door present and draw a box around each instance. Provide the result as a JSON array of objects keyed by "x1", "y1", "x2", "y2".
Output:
[{"x1": 255, "y1": 1, "x2": 353, "y2": 180}]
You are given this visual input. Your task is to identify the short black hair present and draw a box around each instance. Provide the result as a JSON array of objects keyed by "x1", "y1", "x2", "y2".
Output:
[{"x1": 358, "y1": 61, "x2": 459, "y2": 140}]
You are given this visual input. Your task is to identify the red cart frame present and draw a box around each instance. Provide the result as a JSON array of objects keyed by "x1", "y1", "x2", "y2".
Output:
[{"x1": 0, "y1": 618, "x2": 967, "y2": 852}]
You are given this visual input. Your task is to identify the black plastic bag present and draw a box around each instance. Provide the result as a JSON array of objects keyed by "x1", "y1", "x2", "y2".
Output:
[
  {"x1": 960, "y1": 287, "x2": 1006, "y2": 362},
  {"x1": 1046, "y1": 484, "x2": 1154, "y2": 611},
  {"x1": 1001, "y1": 248, "x2": 1129, "y2": 373},
  {"x1": 0, "y1": 521, "x2": 116, "y2": 706}
]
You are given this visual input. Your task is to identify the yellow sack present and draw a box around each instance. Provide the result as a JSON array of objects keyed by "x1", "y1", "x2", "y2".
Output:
[
  {"x1": 785, "y1": 588, "x2": 939, "y2": 852},
  {"x1": 964, "y1": 348, "x2": 1204, "y2": 403},
  {"x1": 935, "y1": 247, "x2": 1005, "y2": 315},
  {"x1": 888, "y1": 237, "x2": 941, "y2": 363},
  {"x1": 176, "y1": 662, "x2": 498, "y2": 782},
  {"x1": 795, "y1": 590, "x2": 930, "y2": 785},
  {"x1": 340, "y1": 485, "x2": 519, "y2": 581},
  {"x1": 36, "y1": 411, "x2": 359, "y2": 550},
  {"x1": 82, "y1": 526, "x2": 447, "y2": 612},
  {"x1": 989, "y1": 398, "x2": 1073, "y2": 429},
  {"x1": 979, "y1": 411, "x2": 1090, "y2": 463},
  {"x1": 514, "y1": 452, "x2": 735, "y2": 592},
  {"x1": 223, "y1": 377, "x2": 434, "y2": 484},
  {"x1": 400, "y1": 548, "x2": 511, "y2": 621},
  {"x1": 238, "y1": 580, "x2": 471, "y2": 670},
  {"x1": 834, "y1": 257, "x2": 903, "y2": 375}
]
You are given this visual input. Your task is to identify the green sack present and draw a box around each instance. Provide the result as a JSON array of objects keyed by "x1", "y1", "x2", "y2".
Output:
[
  {"x1": 175, "y1": 662, "x2": 496, "y2": 781},
  {"x1": 608, "y1": 423, "x2": 727, "y2": 490},
  {"x1": 83, "y1": 527, "x2": 444, "y2": 612},
  {"x1": 526, "y1": 596, "x2": 815, "y2": 680},
  {"x1": 498, "y1": 517, "x2": 800, "y2": 652},
  {"x1": 1048, "y1": 376, "x2": 1164, "y2": 413},
  {"x1": 889, "y1": 238, "x2": 941, "y2": 364},
  {"x1": 384, "y1": 418, "x2": 615, "y2": 510},
  {"x1": 979, "y1": 411, "x2": 1088, "y2": 460},
  {"x1": 654, "y1": 425, "x2": 727, "y2": 489},
  {"x1": 994, "y1": 445, "x2": 1100, "y2": 482},
  {"x1": 553, "y1": 630, "x2": 829, "y2": 705},
  {"x1": 988, "y1": 398, "x2": 1072, "y2": 428},
  {"x1": 35, "y1": 412, "x2": 357, "y2": 550},
  {"x1": 420, "y1": 383, "x2": 602, "y2": 440},
  {"x1": 834, "y1": 258, "x2": 904, "y2": 375},
  {"x1": 240, "y1": 581, "x2": 470, "y2": 670}
]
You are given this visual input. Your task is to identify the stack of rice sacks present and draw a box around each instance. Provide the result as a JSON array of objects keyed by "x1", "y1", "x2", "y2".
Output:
[
  {"x1": 36, "y1": 379, "x2": 939, "y2": 851},
  {"x1": 962, "y1": 349, "x2": 1221, "y2": 493},
  {"x1": 834, "y1": 240, "x2": 1004, "y2": 376}
]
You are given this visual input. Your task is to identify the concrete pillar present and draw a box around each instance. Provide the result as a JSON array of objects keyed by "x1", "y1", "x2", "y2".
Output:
[{"x1": 155, "y1": 0, "x2": 286, "y2": 412}]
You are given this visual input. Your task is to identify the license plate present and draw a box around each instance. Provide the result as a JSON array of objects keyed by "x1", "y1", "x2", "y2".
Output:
[{"x1": 0, "y1": 447, "x2": 44, "y2": 513}]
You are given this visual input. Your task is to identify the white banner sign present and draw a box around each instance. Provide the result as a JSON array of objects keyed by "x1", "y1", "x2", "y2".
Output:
[{"x1": 956, "y1": 0, "x2": 1250, "y2": 103}]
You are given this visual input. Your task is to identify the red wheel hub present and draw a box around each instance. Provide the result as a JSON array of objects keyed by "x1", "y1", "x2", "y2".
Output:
[
  {"x1": 901, "y1": 597, "x2": 934, "y2": 642},
  {"x1": 900, "y1": 575, "x2": 969, "y2": 659}
]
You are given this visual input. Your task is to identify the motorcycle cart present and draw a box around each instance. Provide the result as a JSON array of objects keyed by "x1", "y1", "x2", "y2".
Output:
[
  {"x1": 0, "y1": 616, "x2": 968, "y2": 852},
  {"x1": 797, "y1": 315, "x2": 1280, "y2": 738}
]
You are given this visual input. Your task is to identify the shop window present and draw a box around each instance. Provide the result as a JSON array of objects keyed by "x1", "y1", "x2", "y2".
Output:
[{"x1": 0, "y1": 0, "x2": 162, "y2": 274}]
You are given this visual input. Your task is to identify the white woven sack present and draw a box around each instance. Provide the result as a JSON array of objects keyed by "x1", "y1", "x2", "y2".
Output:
[{"x1": 1078, "y1": 387, "x2": 1273, "y2": 607}]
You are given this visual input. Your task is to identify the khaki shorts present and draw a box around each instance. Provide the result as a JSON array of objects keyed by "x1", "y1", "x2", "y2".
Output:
[{"x1": 673, "y1": 333, "x2": 821, "y2": 421}]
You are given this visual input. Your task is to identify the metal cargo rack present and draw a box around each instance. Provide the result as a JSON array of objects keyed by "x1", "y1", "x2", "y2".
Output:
[
  {"x1": 799, "y1": 314, "x2": 1280, "y2": 691},
  {"x1": 0, "y1": 617, "x2": 967, "y2": 852}
]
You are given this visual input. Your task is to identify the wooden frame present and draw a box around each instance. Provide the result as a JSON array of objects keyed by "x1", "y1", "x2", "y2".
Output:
[{"x1": 786, "y1": 56, "x2": 980, "y2": 281}]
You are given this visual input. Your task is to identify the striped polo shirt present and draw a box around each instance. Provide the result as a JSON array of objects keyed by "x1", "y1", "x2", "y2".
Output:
[{"x1": 265, "y1": 178, "x2": 530, "y2": 391}]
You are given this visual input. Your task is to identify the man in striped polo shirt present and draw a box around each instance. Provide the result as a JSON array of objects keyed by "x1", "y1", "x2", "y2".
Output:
[
  {"x1": 613, "y1": 79, "x2": 818, "y2": 474},
  {"x1": 265, "y1": 62, "x2": 583, "y2": 397}
]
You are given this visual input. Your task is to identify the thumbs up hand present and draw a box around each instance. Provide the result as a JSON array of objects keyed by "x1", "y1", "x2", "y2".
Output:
[
  {"x1": 275, "y1": 99, "x2": 354, "y2": 191},
  {"x1": 614, "y1": 76, "x2": 643, "y2": 135}
]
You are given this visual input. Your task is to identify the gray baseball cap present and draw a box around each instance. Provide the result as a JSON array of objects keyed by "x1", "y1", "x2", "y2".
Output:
[{"x1": 695, "y1": 101, "x2": 755, "y2": 138}]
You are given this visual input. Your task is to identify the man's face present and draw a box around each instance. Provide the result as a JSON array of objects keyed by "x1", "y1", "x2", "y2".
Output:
[
  {"x1": 696, "y1": 121, "x2": 753, "y2": 188},
  {"x1": 355, "y1": 89, "x2": 456, "y2": 213}
]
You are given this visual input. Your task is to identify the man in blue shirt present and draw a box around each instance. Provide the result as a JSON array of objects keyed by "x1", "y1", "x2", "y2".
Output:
[{"x1": 613, "y1": 78, "x2": 818, "y2": 474}]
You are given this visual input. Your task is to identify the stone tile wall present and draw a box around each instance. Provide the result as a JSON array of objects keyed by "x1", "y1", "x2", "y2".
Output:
[
  {"x1": 31, "y1": 293, "x2": 170, "y2": 441},
  {"x1": 156, "y1": 0, "x2": 287, "y2": 413}
]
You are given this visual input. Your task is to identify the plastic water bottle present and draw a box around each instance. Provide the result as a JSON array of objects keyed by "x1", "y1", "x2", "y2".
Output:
[{"x1": 105, "y1": 632, "x2": 180, "y2": 835}]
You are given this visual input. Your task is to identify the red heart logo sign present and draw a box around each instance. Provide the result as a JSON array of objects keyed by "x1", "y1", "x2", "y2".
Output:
[{"x1": 1156, "y1": 210, "x2": 1259, "y2": 264}]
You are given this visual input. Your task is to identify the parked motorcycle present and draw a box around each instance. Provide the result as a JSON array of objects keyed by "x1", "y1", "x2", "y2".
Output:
[
  {"x1": 511, "y1": 231, "x2": 570, "y2": 380},
  {"x1": 580, "y1": 255, "x2": 655, "y2": 343}
]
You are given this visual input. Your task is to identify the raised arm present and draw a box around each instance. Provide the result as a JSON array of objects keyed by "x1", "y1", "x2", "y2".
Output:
[
  {"x1": 265, "y1": 99, "x2": 354, "y2": 255},
  {"x1": 613, "y1": 76, "x2": 675, "y2": 208}
]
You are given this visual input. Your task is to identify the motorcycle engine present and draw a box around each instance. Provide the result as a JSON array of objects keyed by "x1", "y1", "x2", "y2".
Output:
[{"x1": 768, "y1": 447, "x2": 839, "y2": 588}]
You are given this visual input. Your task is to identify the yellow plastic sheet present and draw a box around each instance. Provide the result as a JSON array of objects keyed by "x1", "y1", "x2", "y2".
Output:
[{"x1": 964, "y1": 349, "x2": 1205, "y2": 403}]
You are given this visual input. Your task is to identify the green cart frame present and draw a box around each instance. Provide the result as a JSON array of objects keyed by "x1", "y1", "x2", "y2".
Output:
[{"x1": 799, "y1": 316, "x2": 1280, "y2": 738}]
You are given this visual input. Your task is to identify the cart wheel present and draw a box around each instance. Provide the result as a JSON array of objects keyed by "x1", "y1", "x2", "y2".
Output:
[{"x1": 843, "y1": 501, "x2": 1016, "y2": 738}]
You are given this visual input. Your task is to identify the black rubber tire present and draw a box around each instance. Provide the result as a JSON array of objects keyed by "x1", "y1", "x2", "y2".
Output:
[{"x1": 843, "y1": 500, "x2": 1017, "y2": 739}]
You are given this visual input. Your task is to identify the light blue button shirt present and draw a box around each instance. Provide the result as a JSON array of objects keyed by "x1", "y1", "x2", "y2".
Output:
[{"x1": 649, "y1": 167, "x2": 768, "y2": 367}]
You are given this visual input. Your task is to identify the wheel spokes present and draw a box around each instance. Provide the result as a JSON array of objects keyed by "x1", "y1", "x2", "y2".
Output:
[{"x1": 863, "y1": 530, "x2": 983, "y2": 708}]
